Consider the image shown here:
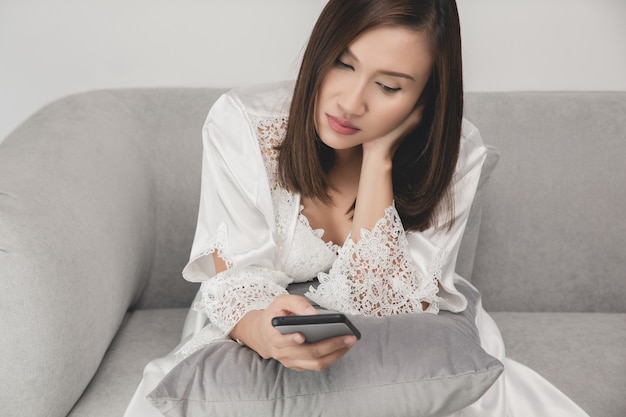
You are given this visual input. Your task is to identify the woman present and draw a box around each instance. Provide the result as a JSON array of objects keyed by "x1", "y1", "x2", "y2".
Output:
[{"x1": 125, "y1": 0, "x2": 590, "y2": 415}]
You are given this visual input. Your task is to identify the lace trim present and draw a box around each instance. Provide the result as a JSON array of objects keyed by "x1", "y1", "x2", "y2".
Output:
[
  {"x1": 307, "y1": 206, "x2": 440, "y2": 316},
  {"x1": 193, "y1": 265, "x2": 291, "y2": 335},
  {"x1": 255, "y1": 116, "x2": 287, "y2": 191},
  {"x1": 196, "y1": 223, "x2": 234, "y2": 269},
  {"x1": 255, "y1": 117, "x2": 293, "y2": 257},
  {"x1": 253, "y1": 116, "x2": 337, "y2": 281},
  {"x1": 298, "y1": 205, "x2": 342, "y2": 255}
]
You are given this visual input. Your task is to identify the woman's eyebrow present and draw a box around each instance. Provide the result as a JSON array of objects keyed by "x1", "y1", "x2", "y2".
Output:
[{"x1": 343, "y1": 47, "x2": 416, "y2": 81}]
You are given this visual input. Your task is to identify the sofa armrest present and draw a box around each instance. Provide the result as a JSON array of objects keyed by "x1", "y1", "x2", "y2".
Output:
[{"x1": 0, "y1": 92, "x2": 156, "y2": 417}]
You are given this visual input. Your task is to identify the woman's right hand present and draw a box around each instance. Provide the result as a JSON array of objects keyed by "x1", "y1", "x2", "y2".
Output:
[{"x1": 230, "y1": 294, "x2": 357, "y2": 371}]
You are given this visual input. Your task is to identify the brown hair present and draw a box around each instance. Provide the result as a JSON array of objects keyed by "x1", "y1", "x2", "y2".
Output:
[{"x1": 278, "y1": 0, "x2": 463, "y2": 231}]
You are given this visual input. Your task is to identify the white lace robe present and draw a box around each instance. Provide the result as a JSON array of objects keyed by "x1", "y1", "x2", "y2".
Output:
[{"x1": 178, "y1": 81, "x2": 487, "y2": 356}]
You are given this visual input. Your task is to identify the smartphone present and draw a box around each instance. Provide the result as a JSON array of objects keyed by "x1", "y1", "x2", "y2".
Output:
[{"x1": 271, "y1": 311, "x2": 361, "y2": 343}]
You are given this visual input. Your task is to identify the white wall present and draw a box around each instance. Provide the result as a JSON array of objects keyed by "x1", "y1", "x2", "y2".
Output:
[
  {"x1": 0, "y1": 0, "x2": 328, "y2": 143},
  {"x1": 1, "y1": 0, "x2": 625, "y2": 143},
  {"x1": 457, "y1": 0, "x2": 626, "y2": 91}
]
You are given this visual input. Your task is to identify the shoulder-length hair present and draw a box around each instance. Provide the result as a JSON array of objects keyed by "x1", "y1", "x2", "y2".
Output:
[{"x1": 278, "y1": 0, "x2": 463, "y2": 232}]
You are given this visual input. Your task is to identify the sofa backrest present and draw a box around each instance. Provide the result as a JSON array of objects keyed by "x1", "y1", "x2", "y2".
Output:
[{"x1": 465, "y1": 92, "x2": 626, "y2": 312}]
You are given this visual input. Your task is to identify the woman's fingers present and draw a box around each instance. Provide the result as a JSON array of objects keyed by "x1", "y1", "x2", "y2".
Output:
[
  {"x1": 273, "y1": 334, "x2": 358, "y2": 371},
  {"x1": 269, "y1": 330, "x2": 306, "y2": 349},
  {"x1": 245, "y1": 294, "x2": 357, "y2": 371},
  {"x1": 269, "y1": 294, "x2": 318, "y2": 317}
]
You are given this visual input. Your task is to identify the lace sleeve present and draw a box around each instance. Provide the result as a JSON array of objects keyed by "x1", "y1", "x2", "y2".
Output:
[
  {"x1": 306, "y1": 205, "x2": 441, "y2": 316},
  {"x1": 193, "y1": 266, "x2": 291, "y2": 336}
]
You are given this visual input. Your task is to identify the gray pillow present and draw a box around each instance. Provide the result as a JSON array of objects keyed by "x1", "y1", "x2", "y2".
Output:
[{"x1": 147, "y1": 281, "x2": 503, "y2": 417}]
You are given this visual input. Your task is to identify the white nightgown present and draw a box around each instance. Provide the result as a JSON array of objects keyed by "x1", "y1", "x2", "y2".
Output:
[{"x1": 124, "y1": 81, "x2": 590, "y2": 417}]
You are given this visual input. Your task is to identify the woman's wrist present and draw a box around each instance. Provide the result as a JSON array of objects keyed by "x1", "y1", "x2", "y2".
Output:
[
  {"x1": 351, "y1": 152, "x2": 394, "y2": 240},
  {"x1": 361, "y1": 145, "x2": 394, "y2": 169},
  {"x1": 230, "y1": 309, "x2": 264, "y2": 349}
]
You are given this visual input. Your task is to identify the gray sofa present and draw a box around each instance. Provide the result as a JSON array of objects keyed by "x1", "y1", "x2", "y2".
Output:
[{"x1": 0, "y1": 88, "x2": 624, "y2": 417}]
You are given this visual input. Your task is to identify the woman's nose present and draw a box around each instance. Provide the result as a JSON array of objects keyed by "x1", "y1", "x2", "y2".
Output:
[{"x1": 337, "y1": 84, "x2": 367, "y2": 117}]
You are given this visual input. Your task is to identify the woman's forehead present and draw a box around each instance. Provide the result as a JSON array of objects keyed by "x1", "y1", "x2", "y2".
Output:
[{"x1": 346, "y1": 25, "x2": 433, "y2": 79}]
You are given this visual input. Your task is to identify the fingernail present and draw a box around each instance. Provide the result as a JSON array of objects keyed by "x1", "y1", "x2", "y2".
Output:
[
  {"x1": 344, "y1": 336, "x2": 355, "y2": 346},
  {"x1": 293, "y1": 334, "x2": 305, "y2": 344}
]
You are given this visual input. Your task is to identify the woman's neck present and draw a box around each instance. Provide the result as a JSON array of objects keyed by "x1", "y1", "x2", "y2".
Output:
[{"x1": 328, "y1": 146, "x2": 362, "y2": 192}]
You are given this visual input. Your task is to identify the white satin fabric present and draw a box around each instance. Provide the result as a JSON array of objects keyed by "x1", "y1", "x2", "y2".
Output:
[{"x1": 123, "y1": 81, "x2": 589, "y2": 417}]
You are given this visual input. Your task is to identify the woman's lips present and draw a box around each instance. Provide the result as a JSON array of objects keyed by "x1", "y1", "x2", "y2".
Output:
[{"x1": 327, "y1": 115, "x2": 360, "y2": 135}]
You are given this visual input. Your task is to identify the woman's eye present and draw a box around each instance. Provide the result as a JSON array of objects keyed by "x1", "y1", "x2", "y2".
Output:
[
  {"x1": 335, "y1": 59, "x2": 354, "y2": 70},
  {"x1": 376, "y1": 82, "x2": 402, "y2": 93}
]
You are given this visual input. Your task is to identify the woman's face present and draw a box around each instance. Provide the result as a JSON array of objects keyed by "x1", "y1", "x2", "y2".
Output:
[{"x1": 315, "y1": 25, "x2": 434, "y2": 151}]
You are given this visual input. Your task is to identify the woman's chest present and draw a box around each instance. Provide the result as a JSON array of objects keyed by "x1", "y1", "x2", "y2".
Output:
[
  {"x1": 271, "y1": 189, "x2": 340, "y2": 282},
  {"x1": 300, "y1": 196, "x2": 353, "y2": 247}
]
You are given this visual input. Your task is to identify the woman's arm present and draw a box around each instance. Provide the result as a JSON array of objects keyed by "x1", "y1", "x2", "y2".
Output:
[{"x1": 350, "y1": 107, "x2": 422, "y2": 239}]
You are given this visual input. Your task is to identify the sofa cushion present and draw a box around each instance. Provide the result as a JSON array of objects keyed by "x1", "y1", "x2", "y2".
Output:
[
  {"x1": 67, "y1": 308, "x2": 188, "y2": 417},
  {"x1": 491, "y1": 312, "x2": 626, "y2": 417},
  {"x1": 147, "y1": 281, "x2": 503, "y2": 417}
]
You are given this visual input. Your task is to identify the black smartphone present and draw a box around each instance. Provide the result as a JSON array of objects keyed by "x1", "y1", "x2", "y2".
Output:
[{"x1": 271, "y1": 311, "x2": 361, "y2": 343}]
